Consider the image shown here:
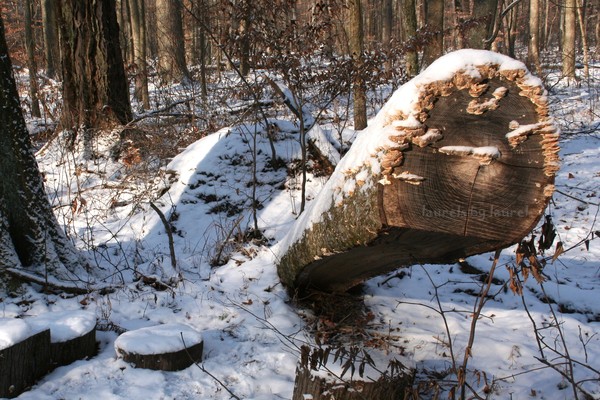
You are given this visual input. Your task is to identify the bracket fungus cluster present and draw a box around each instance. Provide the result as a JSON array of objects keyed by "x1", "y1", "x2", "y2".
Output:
[{"x1": 277, "y1": 50, "x2": 560, "y2": 293}]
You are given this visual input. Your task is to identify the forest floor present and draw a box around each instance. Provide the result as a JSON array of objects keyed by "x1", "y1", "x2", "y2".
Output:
[{"x1": 2, "y1": 57, "x2": 600, "y2": 399}]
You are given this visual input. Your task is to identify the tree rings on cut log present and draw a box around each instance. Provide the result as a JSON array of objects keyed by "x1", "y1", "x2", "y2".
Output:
[
  {"x1": 277, "y1": 50, "x2": 559, "y2": 293},
  {"x1": 114, "y1": 323, "x2": 203, "y2": 371}
]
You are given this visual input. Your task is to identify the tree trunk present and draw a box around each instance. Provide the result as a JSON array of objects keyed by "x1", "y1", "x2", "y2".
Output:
[
  {"x1": 41, "y1": 0, "x2": 60, "y2": 79},
  {"x1": 400, "y1": 0, "x2": 419, "y2": 77},
  {"x1": 57, "y1": 0, "x2": 132, "y2": 134},
  {"x1": 0, "y1": 13, "x2": 86, "y2": 281},
  {"x1": 422, "y1": 0, "x2": 444, "y2": 67},
  {"x1": 118, "y1": 0, "x2": 133, "y2": 65},
  {"x1": 504, "y1": 5, "x2": 517, "y2": 57},
  {"x1": 575, "y1": 0, "x2": 589, "y2": 78},
  {"x1": 238, "y1": 3, "x2": 252, "y2": 77},
  {"x1": 382, "y1": 0, "x2": 393, "y2": 72},
  {"x1": 24, "y1": 0, "x2": 41, "y2": 118},
  {"x1": 347, "y1": 0, "x2": 367, "y2": 130},
  {"x1": 156, "y1": 0, "x2": 191, "y2": 83},
  {"x1": 465, "y1": 0, "x2": 498, "y2": 49},
  {"x1": 129, "y1": 0, "x2": 150, "y2": 110},
  {"x1": 562, "y1": 0, "x2": 577, "y2": 78},
  {"x1": 277, "y1": 50, "x2": 559, "y2": 293},
  {"x1": 528, "y1": 0, "x2": 542, "y2": 75}
]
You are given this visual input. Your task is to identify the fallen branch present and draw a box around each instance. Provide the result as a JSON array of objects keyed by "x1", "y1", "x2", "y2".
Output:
[
  {"x1": 3, "y1": 268, "x2": 117, "y2": 295},
  {"x1": 149, "y1": 202, "x2": 178, "y2": 275}
]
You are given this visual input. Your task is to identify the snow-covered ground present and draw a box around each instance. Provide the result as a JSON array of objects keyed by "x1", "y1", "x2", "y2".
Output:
[{"x1": 2, "y1": 52, "x2": 600, "y2": 399}]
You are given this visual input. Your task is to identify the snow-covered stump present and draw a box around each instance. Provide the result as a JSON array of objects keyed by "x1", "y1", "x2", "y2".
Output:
[
  {"x1": 0, "y1": 311, "x2": 97, "y2": 398},
  {"x1": 278, "y1": 50, "x2": 560, "y2": 292},
  {"x1": 28, "y1": 310, "x2": 97, "y2": 369},
  {"x1": 114, "y1": 323, "x2": 204, "y2": 371},
  {"x1": 0, "y1": 319, "x2": 51, "y2": 398}
]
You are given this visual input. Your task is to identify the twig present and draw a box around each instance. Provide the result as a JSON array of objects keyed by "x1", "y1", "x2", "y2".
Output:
[
  {"x1": 180, "y1": 333, "x2": 242, "y2": 400},
  {"x1": 148, "y1": 201, "x2": 178, "y2": 275},
  {"x1": 460, "y1": 249, "x2": 502, "y2": 400}
]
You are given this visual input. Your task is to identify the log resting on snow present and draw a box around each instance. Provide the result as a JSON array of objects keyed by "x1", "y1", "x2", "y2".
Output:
[{"x1": 277, "y1": 50, "x2": 560, "y2": 293}]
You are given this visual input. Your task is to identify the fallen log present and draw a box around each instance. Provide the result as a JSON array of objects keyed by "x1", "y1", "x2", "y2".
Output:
[{"x1": 277, "y1": 49, "x2": 559, "y2": 292}]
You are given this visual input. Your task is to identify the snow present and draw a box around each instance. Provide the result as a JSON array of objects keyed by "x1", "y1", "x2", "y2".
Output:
[
  {"x1": 114, "y1": 323, "x2": 203, "y2": 355},
  {"x1": 506, "y1": 121, "x2": 546, "y2": 139},
  {"x1": 3, "y1": 49, "x2": 600, "y2": 399},
  {"x1": 27, "y1": 310, "x2": 96, "y2": 343},
  {"x1": 0, "y1": 318, "x2": 32, "y2": 350},
  {"x1": 439, "y1": 145, "x2": 501, "y2": 159}
]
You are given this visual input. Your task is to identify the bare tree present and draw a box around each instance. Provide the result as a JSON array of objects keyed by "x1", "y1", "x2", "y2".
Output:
[
  {"x1": 129, "y1": 0, "x2": 150, "y2": 109},
  {"x1": 465, "y1": 0, "x2": 498, "y2": 49},
  {"x1": 400, "y1": 0, "x2": 418, "y2": 77},
  {"x1": 422, "y1": 0, "x2": 444, "y2": 67},
  {"x1": 24, "y1": 0, "x2": 41, "y2": 118},
  {"x1": 346, "y1": 0, "x2": 367, "y2": 130},
  {"x1": 562, "y1": 0, "x2": 577, "y2": 78},
  {"x1": 41, "y1": 0, "x2": 59, "y2": 79},
  {"x1": 57, "y1": 0, "x2": 132, "y2": 158},
  {"x1": 528, "y1": 0, "x2": 542, "y2": 74},
  {"x1": 0, "y1": 12, "x2": 85, "y2": 282},
  {"x1": 156, "y1": 0, "x2": 191, "y2": 83}
]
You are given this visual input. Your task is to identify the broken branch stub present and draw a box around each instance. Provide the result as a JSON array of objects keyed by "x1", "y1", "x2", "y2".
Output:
[{"x1": 277, "y1": 50, "x2": 559, "y2": 293}]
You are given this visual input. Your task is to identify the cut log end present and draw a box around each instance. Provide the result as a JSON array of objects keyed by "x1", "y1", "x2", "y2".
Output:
[{"x1": 278, "y1": 52, "x2": 559, "y2": 293}]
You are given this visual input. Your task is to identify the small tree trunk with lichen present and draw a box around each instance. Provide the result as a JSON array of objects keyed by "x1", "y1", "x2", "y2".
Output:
[{"x1": 277, "y1": 51, "x2": 559, "y2": 293}]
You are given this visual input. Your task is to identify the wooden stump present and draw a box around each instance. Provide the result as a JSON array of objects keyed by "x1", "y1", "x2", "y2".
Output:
[
  {"x1": 0, "y1": 311, "x2": 97, "y2": 398},
  {"x1": 114, "y1": 323, "x2": 204, "y2": 371},
  {"x1": 28, "y1": 310, "x2": 97, "y2": 369},
  {"x1": 0, "y1": 319, "x2": 51, "y2": 399},
  {"x1": 278, "y1": 50, "x2": 559, "y2": 293},
  {"x1": 292, "y1": 365, "x2": 413, "y2": 400}
]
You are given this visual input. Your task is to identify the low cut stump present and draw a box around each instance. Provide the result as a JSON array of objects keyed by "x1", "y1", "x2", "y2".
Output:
[{"x1": 114, "y1": 323, "x2": 204, "y2": 371}]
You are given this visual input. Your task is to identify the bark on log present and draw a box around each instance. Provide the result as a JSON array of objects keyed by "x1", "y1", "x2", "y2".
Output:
[
  {"x1": 0, "y1": 312, "x2": 97, "y2": 398},
  {"x1": 27, "y1": 310, "x2": 98, "y2": 369},
  {"x1": 50, "y1": 327, "x2": 96, "y2": 368},
  {"x1": 0, "y1": 329, "x2": 51, "y2": 398},
  {"x1": 277, "y1": 50, "x2": 559, "y2": 293}
]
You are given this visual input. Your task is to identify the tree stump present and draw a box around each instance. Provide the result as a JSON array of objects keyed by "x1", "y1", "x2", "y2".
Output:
[
  {"x1": 114, "y1": 323, "x2": 204, "y2": 371},
  {"x1": 28, "y1": 310, "x2": 97, "y2": 368},
  {"x1": 292, "y1": 362, "x2": 413, "y2": 400},
  {"x1": 0, "y1": 319, "x2": 51, "y2": 399},
  {"x1": 277, "y1": 50, "x2": 559, "y2": 292}
]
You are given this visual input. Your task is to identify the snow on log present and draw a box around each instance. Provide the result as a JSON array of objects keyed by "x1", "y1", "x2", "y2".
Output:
[
  {"x1": 0, "y1": 319, "x2": 51, "y2": 398},
  {"x1": 28, "y1": 310, "x2": 97, "y2": 368},
  {"x1": 277, "y1": 49, "x2": 560, "y2": 293},
  {"x1": 114, "y1": 323, "x2": 204, "y2": 371},
  {"x1": 0, "y1": 311, "x2": 97, "y2": 398}
]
